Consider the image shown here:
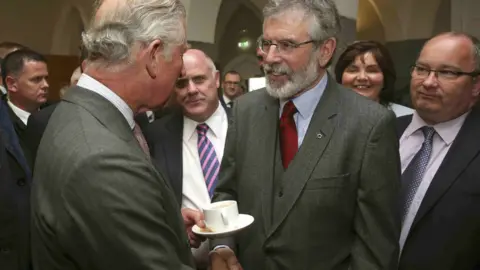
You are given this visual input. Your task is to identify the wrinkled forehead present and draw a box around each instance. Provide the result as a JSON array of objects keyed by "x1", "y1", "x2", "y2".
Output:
[{"x1": 263, "y1": 9, "x2": 310, "y2": 40}]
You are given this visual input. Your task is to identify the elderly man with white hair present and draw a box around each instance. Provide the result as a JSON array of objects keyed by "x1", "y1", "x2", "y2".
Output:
[{"x1": 29, "y1": 0, "x2": 237, "y2": 269}]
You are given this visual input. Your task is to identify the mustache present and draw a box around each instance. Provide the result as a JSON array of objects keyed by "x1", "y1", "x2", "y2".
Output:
[{"x1": 263, "y1": 63, "x2": 291, "y2": 75}]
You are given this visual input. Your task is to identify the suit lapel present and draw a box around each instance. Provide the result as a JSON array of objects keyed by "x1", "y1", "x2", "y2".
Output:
[
  {"x1": 0, "y1": 101, "x2": 30, "y2": 177},
  {"x1": 267, "y1": 78, "x2": 339, "y2": 238},
  {"x1": 411, "y1": 106, "x2": 480, "y2": 229},
  {"x1": 255, "y1": 93, "x2": 280, "y2": 233},
  {"x1": 162, "y1": 112, "x2": 184, "y2": 205},
  {"x1": 7, "y1": 104, "x2": 27, "y2": 135}
]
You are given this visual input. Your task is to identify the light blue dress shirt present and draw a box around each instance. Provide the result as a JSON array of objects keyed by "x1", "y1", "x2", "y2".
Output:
[{"x1": 279, "y1": 74, "x2": 328, "y2": 147}]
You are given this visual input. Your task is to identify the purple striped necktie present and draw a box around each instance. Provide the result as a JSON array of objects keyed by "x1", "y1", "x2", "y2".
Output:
[{"x1": 196, "y1": 123, "x2": 220, "y2": 198}]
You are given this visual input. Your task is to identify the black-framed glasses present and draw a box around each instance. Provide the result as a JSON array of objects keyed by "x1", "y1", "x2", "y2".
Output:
[
  {"x1": 257, "y1": 37, "x2": 316, "y2": 54},
  {"x1": 411, "y1": 65, "x2": 480, "y2": 81}
]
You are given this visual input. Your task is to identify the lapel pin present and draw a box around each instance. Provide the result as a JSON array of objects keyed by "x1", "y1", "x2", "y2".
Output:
[{"x1": 316, "y1": 132, "x2": 324, "y2": 139}]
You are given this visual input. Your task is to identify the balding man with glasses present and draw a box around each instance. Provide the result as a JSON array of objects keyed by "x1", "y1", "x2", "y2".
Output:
[{"x1": 397, "y1": 32, "x2": 480, "y2": 270}]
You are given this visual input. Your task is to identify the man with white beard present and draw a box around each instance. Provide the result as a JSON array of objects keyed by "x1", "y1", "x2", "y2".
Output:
[{"x1": 211, "y1": 0, "x2": 401, "y2": 269}]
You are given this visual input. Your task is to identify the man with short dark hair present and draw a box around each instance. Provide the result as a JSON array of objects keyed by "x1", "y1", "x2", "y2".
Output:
[
  {"x1": 1, "y1": 49, "x2": 48, "y2": 162},
  {"x1": 0, "y1": 41, "x2": 25, "y2": 95},
  {"x1": 397, "y1": 32, "x2": 480, "y2": 270},
  {"x1": 221, "y1": 70, "x2": 242, "y2": 108}
]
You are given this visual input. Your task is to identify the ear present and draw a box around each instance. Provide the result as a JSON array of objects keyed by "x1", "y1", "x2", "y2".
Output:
[
  {"x1": 473, "y1": 76, "x2": 480, "y2": 97},
  {"x1": 5, "y1": 76, "x2": 18, "y2": 93},
  {"x1": 214, "y1": 70, "x2": 220, "y2": 89},
  {"x1": 318, "y1": 38, "x2": 337, "y2": 68},
  {"x1": 145, "y1": 39, "x2": 163, "y2": 79}
]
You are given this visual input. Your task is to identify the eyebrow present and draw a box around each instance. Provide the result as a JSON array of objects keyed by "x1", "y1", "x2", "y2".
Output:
[{"x1": 416, "y1": 61, "x2": 462, "y2": 70}]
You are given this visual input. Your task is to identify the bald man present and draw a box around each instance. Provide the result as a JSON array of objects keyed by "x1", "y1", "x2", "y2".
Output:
[{"x1": 144, "y1": 49, "x2": 231, "y2": 269}]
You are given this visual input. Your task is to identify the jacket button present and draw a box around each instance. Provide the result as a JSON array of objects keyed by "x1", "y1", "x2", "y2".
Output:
[
  {"x1": 278, "y1": 191, "x2": 284, "y2": 197},
  {"x1": 17, "y1": 179, "x2": 26, "y2": 186}
]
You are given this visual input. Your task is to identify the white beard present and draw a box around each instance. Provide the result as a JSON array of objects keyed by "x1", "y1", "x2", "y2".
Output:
[{"x1": 264, "y1": 56, "x2": 320, "y2": 99}]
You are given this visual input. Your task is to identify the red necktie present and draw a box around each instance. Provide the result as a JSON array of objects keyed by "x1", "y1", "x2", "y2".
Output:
[{"x1": 280, "y1": 101, "x2": 298, "y2": 168}]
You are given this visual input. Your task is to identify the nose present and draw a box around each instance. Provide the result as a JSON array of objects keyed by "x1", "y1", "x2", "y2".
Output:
[
  {"x1": 263, "y1": 45, "x2": 281, "y2": 64},
  {"x1": 422, "y1": 71, "x2": 439, "y2": 88},
  {"x1": 42, "y1": 78, "x2": 49, "y2": 89},
  {"x1": 357, "y1": 70, "x2": 368, "y2": 80},
  {"x1": 186, "y1": 79, "x2": 198, "y2": 94}
]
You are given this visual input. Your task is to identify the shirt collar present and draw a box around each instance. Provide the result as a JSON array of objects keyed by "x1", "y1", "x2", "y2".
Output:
[
  {"x1": 7, "y1": 100, "x2": 30, "y2": 125},
  {"x1": 77, "y1": 74, "x2": 135, "y2": 129},
  {"x1": 403, "y1": 111, "x2": 470, "y2": 145},
  {"x1": 279, "y1": 73, "x2": 328, "y2": 119},
  {"x1": 183, "y1": 102, "x2": 227, "y2": 141},
  {"x1": 223, "y1": 95, "x2": 231, "y2": 104}
]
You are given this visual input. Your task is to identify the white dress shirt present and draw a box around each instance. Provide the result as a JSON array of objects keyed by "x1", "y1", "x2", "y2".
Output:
[
  {"x1": 389, "y1": 103, "x2": 414, "y2": 117},
  {"x1": 8, "y1": 100, "x2": 31, "y2": 125},
  {"x1": 223, "y1": 95, "x2": 232, "y2": 107},
  {"x1": 181, "y1": 102, "x2": 228, "y2": 264},
  {"x1": 77, "y1": 74, "x2": 134, "y2": 129},
  {"x1": 399, "y1": 111, "x2": 469, "y2": 251}
]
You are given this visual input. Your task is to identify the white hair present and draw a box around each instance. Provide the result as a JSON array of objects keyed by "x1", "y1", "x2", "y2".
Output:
[
  {"x1": 82, "y1": 0, "x2": 186, "y2": 69},
  {"x1": 263, "y1": 0, "x2": 341, "y2": 43}
]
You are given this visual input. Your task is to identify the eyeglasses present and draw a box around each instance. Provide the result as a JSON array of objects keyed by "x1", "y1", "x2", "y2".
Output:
[
  {"x1": 411, "y1": 65, "x2": 480, "y2": 81},
  {"x1": 257, "y1": 36, "x2": 316, "y2": 55}
]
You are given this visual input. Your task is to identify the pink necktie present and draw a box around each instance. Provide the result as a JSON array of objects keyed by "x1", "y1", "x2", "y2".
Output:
[{"x1": 133, "y1": 122, "x2": 150, "y2": 159}]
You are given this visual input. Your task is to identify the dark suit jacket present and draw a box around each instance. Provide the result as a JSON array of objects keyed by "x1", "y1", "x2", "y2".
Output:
[
  {"x1": 24, "y1": 104, "x2": 56, "y2": 169},
  {"x1": 30, "y1": 86, "x2": 195, "y2": 270},
  {"x1": 5, "y1": 104, "x2": 30, "y2": 161},
  {"x1": 397, "y1": 106, "x2": 480, "y2": 270},
  {"x1": 0, "y1": 100, "x2": 31, "y2": 270},
  {"x1": 144, "y1": 103, "x2": 230, "y2": 206},
  {"x1": 213, "y1": 75, "x2": 401, "y2": 269}
]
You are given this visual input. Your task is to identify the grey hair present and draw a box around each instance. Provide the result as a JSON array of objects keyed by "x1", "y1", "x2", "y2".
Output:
[
  {"x1": 263, "y1": 0, "x2": 341, "y2": 42},
  {"x1": 82, "y1": 0, "x2": 186, "y2": 69}
]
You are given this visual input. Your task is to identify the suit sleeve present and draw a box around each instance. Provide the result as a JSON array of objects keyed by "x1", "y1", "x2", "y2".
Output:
[
  {"x1": 351, "y1": 111, "x2": 401, "y2": 270},
  {"x1": 61, "y1": 151, "x2": 194, "y2": 270}
]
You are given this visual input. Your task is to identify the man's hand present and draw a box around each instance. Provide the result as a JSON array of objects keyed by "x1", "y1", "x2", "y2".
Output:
[
  {"x1": 210, "y1": 247, "x2": 242, "y2": 270},
  {"x1": 181, "y1": 208, "x2": 206, "y2": 248}
]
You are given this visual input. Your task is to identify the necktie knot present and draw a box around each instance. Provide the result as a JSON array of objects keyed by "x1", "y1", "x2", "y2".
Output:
[
  {"x1": 282, "y1": 101, "x2": 297, "y2": 119},
  {"x1": 422, "y1": 126, "x2": 435, "y2": 142},
  {"x1": 196, "y1": 123, "x2": 209, "y2": 136}
]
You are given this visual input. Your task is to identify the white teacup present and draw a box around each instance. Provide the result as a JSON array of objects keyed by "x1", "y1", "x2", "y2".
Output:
[{"x1": 203, "y1": 200, "x2": 239, "y2": 232}]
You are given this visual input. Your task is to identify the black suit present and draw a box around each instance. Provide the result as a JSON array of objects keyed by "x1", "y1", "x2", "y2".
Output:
[
  {"x1": 397, "y1": 105, "x2": 480, "y2": 270},
  {"x1": 144, "y1": 103, "x2": 230, "y2": 206},
  {"x1": 0, "y1": 100, "x2": 31, "y2": 270},
  {"x1": 6, "y1": 104, "x2": 29, "y2": 157},
  {"x1": 24, "y1": 104, "x2": 56, "y2": 169}
]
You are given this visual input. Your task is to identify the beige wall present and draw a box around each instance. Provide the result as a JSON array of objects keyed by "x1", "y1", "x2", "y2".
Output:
[{"x1": 0, "y1": 0, "x2": 90, "y2": 55}]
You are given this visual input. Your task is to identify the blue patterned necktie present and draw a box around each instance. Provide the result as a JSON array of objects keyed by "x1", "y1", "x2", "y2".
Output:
[
  {"x1": 196, "y1": 123, "x2": 220, "y2": 198},
  {"x1": 400, "y1": 126, "x2": 436, "y2": 223}
]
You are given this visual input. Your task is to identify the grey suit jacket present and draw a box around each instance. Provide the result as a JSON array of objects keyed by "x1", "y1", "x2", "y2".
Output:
[
  {"x1": 30, "y1": 86, "x2": 195, "y2": 270},
  {"x1": 213, "y1": 76, "x2": 401, "y2": 270}
]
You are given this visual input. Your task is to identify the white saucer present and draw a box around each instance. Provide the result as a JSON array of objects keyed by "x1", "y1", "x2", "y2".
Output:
[{"x1": 192, "y1": 214, "x2": 254, "y2": 239}]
